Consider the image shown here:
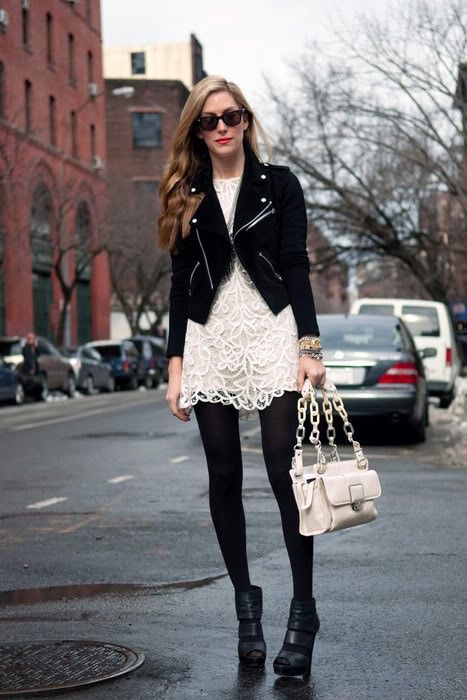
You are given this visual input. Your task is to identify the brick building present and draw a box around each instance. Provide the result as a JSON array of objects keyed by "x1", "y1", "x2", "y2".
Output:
[
  {"x1": 0, "y1": 0, "x2": 110, "y2": 343},
  {"x1": 105, "y1": 78, "x2": 189, "y2": 336},
  {"x1": 307, "y1": 225, "x2": 349, "y2": 313}
]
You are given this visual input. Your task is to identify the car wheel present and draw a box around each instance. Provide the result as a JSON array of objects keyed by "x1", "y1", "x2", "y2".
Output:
[
  {"x1": 38, "y1": 375, "x2": 49, "y2": 402},
  {"x1": 152, "y1": 371, "x2": 161, "y2": 389},
  {"x1": 143, "y1": 373, "x2": 153, "y2": 390},
  {"x1": 13, "y1": 383, "x2": 25, "y2": 405},
  {"x1": 128, "y1": 375, "x2": 138, "y2": 391},
  {"x1": 439, "y1": 387, "x2": 455, "y2": 409},
  {"x1": 105, "y1": 376, "x2": 115, "y2": 393},
  {"x1": 65, "y1": 373, "x2": 76, "y2": 398},
  {"x1": 84, "y1": 375, "x2": 95, "y2": 395}
]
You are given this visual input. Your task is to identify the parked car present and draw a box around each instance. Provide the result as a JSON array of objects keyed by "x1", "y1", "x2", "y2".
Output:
[
  {"x1": 85, "y1": 340, "x2": 140, "y2": 390},
  {"x1": 0, "y1": 359, "x2": 24, "y2": 405},
  {"x1": 59, "y1": 345, "x2": 115, "y2": 394},
  {"x1": 318, "y1": 314, "x2": 429, "y2": 442},
  {"x1": 0, "y1": 335, "x2": 76, "y2": 400},
  {"x1": 126, "y1": 335, "x2": 168, "y2": 388},
  {"x1": 350, "y1": 298, "x2": 461, "y2": 408}
]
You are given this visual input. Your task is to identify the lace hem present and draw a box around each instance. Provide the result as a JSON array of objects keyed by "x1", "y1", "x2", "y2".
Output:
[{"x1": 179, "y1": 385, "x2": 299, "y2": 421}]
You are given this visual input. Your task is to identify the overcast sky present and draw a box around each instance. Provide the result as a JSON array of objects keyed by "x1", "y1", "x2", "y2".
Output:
[{"x1": 101, "y1": 0, "x2": 381, "y2": 112}]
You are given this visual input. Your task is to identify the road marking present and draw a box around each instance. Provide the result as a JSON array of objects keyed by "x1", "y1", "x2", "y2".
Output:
[
  {"x1": 26, "y1": 497, "x2": 68, "y2": 510},
  {"x1": 107, "y1": 475, "x2": 134, "y2": 483},
  {"x1": 170, "y1": 455, "x2": 190, "y2": 463},
  {"x1": 7, "y1": 397, "x2": 159, "y2": 432}
]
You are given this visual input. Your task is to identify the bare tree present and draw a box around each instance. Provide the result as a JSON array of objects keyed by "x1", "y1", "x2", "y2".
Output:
[
  {"x1": 108, "y1": 185, "x2": 171, "y2": 335},
  {"x1": 267, "y1": 0, "x2": 467, "y2": 303}
]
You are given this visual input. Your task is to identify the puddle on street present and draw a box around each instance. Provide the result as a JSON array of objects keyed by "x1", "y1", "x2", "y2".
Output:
[{"x1": 0, "y1": 574, "x2": 226, "y2": 606}]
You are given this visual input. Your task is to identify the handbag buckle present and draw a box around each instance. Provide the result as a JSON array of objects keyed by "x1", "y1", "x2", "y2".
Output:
[
  {"x1": 349, "y1": 483, "x2": 365, "y2": 512},
  {"x1": 351, "y1": 500, "x2": 364, "y2": 512}
]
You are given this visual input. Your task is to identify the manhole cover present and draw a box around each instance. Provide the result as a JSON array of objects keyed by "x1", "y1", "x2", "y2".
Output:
[{"x1": 0, "y1": 640, "x2": 145, "y2": 696}]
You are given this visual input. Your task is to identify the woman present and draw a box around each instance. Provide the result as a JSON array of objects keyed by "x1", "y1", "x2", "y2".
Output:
[{"x1": 158, "y1": 76, "x2": 326, "y2": 677}]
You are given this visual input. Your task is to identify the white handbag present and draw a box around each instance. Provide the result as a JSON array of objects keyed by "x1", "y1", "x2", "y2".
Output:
[{"x1": 289, "y1": 379, "x2": 382, "y2": 536}]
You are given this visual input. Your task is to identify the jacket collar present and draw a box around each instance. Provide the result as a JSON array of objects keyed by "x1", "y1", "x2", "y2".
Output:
[{"x1": 188, "y1": 140, "x2": 272, "y2": 238}]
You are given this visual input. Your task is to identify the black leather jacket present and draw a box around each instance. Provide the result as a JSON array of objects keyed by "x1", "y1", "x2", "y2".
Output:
[{"x1": 166, "y1": 141, "x2": 319, "y2": 358}]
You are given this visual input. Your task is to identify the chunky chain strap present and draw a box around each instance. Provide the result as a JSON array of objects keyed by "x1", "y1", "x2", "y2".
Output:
[{"x1": 293, "y1": 379, "x2": 368, "y2": 475}]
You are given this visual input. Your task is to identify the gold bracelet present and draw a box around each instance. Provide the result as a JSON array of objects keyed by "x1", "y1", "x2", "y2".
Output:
[{"x1": 298, "y1": 336, "x2": 322, "y2": 351}]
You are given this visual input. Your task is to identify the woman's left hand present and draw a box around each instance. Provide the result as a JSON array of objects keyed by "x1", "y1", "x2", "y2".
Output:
[{"x1": 297, "y1": 356, "x2": 326, "y2": 392}]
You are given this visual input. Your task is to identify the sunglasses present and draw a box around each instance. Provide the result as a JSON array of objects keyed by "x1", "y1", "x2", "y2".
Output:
[{"x1": 196, "y1": 108, "x2": 247, "y2": 132}]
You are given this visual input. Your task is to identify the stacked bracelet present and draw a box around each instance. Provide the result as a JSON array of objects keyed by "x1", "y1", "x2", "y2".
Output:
[{"x1": 298, "y1": 335, "x2": 323, "y2": 361}]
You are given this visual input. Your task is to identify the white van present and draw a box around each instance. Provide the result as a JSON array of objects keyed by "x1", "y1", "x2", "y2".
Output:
[{"x1": 350, "y1": 298, "x2": 460, "y2": 407}]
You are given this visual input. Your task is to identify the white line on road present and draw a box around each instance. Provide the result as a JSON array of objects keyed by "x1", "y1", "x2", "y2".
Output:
[
  {"x1": 107, "y1": 475, "x2": 135, "y2": 483},
  {"x1": 7, "y1": 397, "x2": 160, "y2": 432},
  {"x1": 170, "y1": 455, "x2": 190, "y2": 463},
  {"x1": 26, "y1": 497, "x2": 68, "y2": 509}
]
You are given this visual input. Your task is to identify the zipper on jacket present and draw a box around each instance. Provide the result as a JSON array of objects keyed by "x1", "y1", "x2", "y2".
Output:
[
  {"x1": 196, "y1": 227, "x2": 214, "y2": 290},
  {"x1": 259, "y1": 251, "x2": 283, "y2": 280},
  {"x1": 233, "y1": 201, "x2": 274, "y2": 239},
  {"x1": 188, "y1": 261, "x2": 200, "y2": 295},
  {"x1": 246, "y1": 207, "x2": 275, "y2": 231}
]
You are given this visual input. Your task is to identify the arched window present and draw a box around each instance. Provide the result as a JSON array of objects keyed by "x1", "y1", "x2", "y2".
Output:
[
  {"x1": 75, "y1": 202, "x2": 92, "y2": 343},
  {"x1": 30, "y1": 184, "x2": 53, "y2": 337}
]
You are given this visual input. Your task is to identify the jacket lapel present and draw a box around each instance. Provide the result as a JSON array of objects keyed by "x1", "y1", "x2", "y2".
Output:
[{"x1": 188, "y1": 141, "x2": 271, "y2": 240}]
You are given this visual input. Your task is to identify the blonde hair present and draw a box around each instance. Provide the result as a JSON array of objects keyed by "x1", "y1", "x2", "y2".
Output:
[{"x1": 157, "y1": 76, "x2": 269, "y2": 252}]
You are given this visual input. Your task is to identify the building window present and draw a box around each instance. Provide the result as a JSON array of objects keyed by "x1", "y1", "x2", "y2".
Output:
[
  {"x1": 87, "y1": 50, "x2": 94, "y2": 83},
  {"x1": 132, "y1": 112, "x2": 162, "y2": 148},
  {"x1": 49, "y1": 96, "x2": 56, "y2": 146},
  {"x1": 0, "y1": 62, "x2": 4, "y2": 118},
  {"x1": 70, "y1": 110, "x2": 77, "y2": 157},
  {"x1": 46, "y1": 13, "x2": 54, "y2": 65},
  {"x1": 68, "y1": 33, "x2": 76, "y2": 85},
  {"x1": 131, "y1": 52, "x2": 146, "y2": 75},
  {"x1": 22, "y1": 7, "x2": 30, "y2": 48},
  {"x1": 24, "y1": 80, "x2": 32, "y2": 133},
  {"x1": 90, "y1": 123, "x2": 96, "y2": 158}
]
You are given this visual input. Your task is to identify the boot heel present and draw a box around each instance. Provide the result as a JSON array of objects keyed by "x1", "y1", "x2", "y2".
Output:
[{"x1": 235, "y1": 585, "x2": 266, "y2": 667}]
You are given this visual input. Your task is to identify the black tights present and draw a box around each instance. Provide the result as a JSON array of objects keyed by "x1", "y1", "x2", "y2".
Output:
[{"x1": 193, "y1": 392, "x2": 314, "y2": 601}]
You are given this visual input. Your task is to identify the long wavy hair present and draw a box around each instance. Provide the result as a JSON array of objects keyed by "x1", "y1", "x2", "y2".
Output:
[{"x1": 157, "y1": 76, "x2": 269, "y2": 253}]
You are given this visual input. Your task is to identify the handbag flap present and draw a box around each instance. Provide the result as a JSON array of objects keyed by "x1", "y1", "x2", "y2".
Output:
[{"x1": 320, "y1": 470, "x2": 381, "y2": 506}]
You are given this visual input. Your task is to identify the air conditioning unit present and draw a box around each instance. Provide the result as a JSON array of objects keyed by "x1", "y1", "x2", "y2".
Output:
[
  {"x1": 88, "y1": 83, "x2": 99, "y2": 98},
  {"x1": 90, "y1": 155, "x2": 104, "y2": 170},
  {"x1": 21, "y1": 0, "x2": 30, "y2": 10},
  {"x1": 0, "y1": 9, "x2": 9, "y2": 29}
]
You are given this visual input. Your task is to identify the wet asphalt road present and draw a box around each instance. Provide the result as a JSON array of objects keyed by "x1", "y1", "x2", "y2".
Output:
[{"x1": 0, "y1": 390, "x2": 465, "y2": 699}]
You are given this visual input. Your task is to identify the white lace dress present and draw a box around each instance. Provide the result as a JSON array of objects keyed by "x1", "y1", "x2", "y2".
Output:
[{"x1": 179, "y1": 176, "x2": 300, "y2": 420}]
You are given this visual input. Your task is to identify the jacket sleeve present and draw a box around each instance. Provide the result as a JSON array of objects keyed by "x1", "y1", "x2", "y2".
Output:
[
  {"x1": 276, "y1": 170, "x2": 320, "y2": 338},
  {"x1": 166, "y1": 239, "x2": 191, "y2": 358}
]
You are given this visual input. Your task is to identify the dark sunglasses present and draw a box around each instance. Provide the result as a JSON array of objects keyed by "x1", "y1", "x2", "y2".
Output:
[{"x1": 196, "y1": 108, "x2": 247, "y2": 132}]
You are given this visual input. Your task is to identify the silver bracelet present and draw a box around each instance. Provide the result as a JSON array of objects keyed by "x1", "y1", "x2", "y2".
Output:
[{"x1": 299, "y1": 349, "x2": 323, "y2": 361}]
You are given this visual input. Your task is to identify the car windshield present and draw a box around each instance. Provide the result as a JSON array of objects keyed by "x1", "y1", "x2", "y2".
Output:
[
  {"x1": 319, "y1": 318, "x2": 403, "y2": 350},
  {"x1": 92, "y1": 345, "x2": 122, "y2": 360},
  {"x1": 0, "y1": 340, "x2": 22, "y2": 356},
  {"x1": 401, "y1": 305, "x2": 440, "y2": 337}
]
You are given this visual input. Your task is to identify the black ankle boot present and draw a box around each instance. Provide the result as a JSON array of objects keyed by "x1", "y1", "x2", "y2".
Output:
[
  {"x1": 273, "y1": 597, "x2": 320, "y2": 677},
  {"x1": 235, "y1": 584, "x2": 266, "y2": 667}
]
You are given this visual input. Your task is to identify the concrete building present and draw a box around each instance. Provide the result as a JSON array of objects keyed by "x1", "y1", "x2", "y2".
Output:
[
  {"x1": 0, "y1": 0, "x2": 110, "y2": 343},
  {"x1": 103, "y1": 34, "x2": 206, "y2": 90}
]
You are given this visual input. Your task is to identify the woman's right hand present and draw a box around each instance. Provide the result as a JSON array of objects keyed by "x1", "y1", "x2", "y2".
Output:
[{"x1": 166, "y1": 357, "x2": 191, "y2": 422}]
